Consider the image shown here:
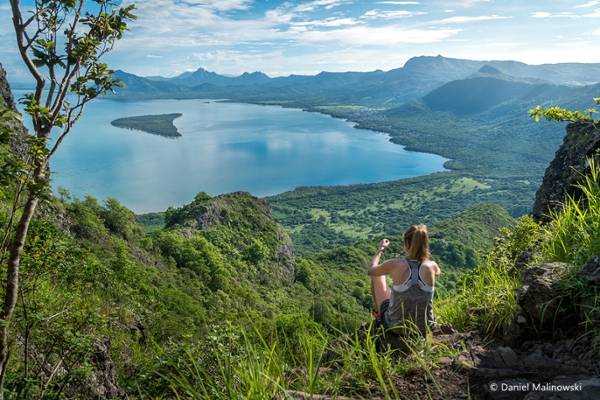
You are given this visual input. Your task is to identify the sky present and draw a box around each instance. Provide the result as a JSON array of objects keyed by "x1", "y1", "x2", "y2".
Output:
[{"x1": 1, "y1": 0, "x2": 600, "y2": 82}]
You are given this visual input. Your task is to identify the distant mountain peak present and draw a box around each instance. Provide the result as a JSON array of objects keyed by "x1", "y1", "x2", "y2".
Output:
[{"x1": 478, "y1": 65, "x2": 502, "y2": 75}]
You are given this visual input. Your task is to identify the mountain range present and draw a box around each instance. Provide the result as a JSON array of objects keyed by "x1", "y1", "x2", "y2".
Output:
[{"x1": 113, "y1": 55, "x2": 600, "y2": 109}]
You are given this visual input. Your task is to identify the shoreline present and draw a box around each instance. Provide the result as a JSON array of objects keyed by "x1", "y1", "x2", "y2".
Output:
[
  {"x1": 100, "y1": 97, "x2": 455, "y2": 214},
  {"x1": 101, "y1": 94, "x2": 457, "y2": 170},
  {"x1": 33, "y1": 94, "x2": 456, "y2": 215}
]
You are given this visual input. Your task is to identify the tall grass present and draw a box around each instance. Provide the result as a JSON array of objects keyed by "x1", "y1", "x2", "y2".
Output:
[
  {"x1": 439, "y1": 158, "x2": 600, "y2": 341},
  {"x1": 540, "y1": 158, "x2": 600, "y2": 347},
  {"x1": 436, "y1": 216, "x2": 541, "y2": 336},
  {"x1": 164, "y1": 320, "x2": 461, "y2": 399},
  {"x1": 166, "y1": 327, "x2": 287, "y2": 400},
  {"x1": 543, "y1": 159, "x2": 600, "y2": 265}
]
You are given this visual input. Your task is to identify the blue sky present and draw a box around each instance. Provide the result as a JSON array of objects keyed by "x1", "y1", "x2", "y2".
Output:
[{"x1": 1, "y1": 0, "x2": 600, "y2": 81}]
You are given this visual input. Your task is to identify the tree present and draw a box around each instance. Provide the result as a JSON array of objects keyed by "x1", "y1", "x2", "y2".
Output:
[{"x1": 0, "y1": 1, "x2": 135, "y2": 396}]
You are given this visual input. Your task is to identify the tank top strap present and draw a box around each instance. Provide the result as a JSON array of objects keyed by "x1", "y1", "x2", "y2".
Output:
[{"x1": 407, "y1": 259, "x2": 421, "y2": 286}]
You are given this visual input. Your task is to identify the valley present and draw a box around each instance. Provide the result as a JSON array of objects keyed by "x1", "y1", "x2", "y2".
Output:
[{"x1": 112, "y1": 56, "x2": 596, "y2": 255}]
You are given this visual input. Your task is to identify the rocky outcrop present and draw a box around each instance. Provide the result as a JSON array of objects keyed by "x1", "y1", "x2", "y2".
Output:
[
  {"x1": 533, "y1": 121, "x2": 600, "y2": 220},
  {"x1": 0, "y1": 63, "x2": 29, "y2": 159},
  {"x1": 516, "y1": 262, "x2": 571, "y2": 328},
  {"x1": 579, "y1": 254, "x2": 600, "y2": 286},
  {"x1": 62, "y1": 337, "x2": 124, "y2": 399},
  {"x1": 87, "y1": 337, "x2": 124, "y2": 399},
  {"x1": 468, "y1": 334, "x2": 600, "y2": 400},
  {"x1": 165, "y1": 191, "x2": 296, "y2": 284},
  {"x1": 0, "y1": 64, "x2": 17, "y2": 111}
]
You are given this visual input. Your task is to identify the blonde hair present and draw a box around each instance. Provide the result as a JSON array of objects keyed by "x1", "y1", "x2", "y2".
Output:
[{"x1": 404, "y1": 224, "x2": 430, "y2": 261}]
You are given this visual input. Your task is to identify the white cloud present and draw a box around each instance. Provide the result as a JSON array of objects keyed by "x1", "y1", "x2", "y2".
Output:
[
  {"x1": 530, "y1": 11, "x2": 578, "y2": 19},
  {"x1": 593, "y1": 28, "x2": 600, "y2": 35},
  {"x1": 576, "y1": 1, "x2": 600, "y2": 8},
  {"x1": 293, "y1": 0, "x2": 351, "y2": 13},
  {"x1": 182, "y1": 0, "x2": 253, "y2": 11},
  {"x1": 292, "y1": 17, "x2": 360, "y2": 27},
  {"x1": 362, "y1": 9, "x2": 425, "y2": 19},
  {"x1": 435, "y1": 15, "x2": 509, "y2": 24},
  {"x1": 185, "y1": 47, "x2": 414, "y2": 76},
  {"x1": 299, "y1": 25, "x2": 460, "y2": 45},
  {"x1": 584, "y1": 8, "x2": 600, "y2": 17},
  {"x1": 119, "y1": 0, "x2": 289, "y2": 49},
  {"x1": 377, "y1": 1, "x2": 420, "y2": 4},
  {"x1": 454, "y1": 0, "x2": 492, "y2": 7}
]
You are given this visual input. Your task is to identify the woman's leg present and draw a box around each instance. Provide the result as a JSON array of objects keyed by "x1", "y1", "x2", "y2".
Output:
[{"x1": 370, "y1": 275, "x2": 390, "y2": 313}]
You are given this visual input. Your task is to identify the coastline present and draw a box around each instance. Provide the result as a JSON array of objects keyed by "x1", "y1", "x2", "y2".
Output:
[{"x1": 102, "y1": 93, "x2": 457, "y2": 171}]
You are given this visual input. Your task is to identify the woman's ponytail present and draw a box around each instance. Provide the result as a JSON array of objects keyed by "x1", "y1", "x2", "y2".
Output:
[{"x1": 404, "y1": 224, "x2": 430, "y2": 261}]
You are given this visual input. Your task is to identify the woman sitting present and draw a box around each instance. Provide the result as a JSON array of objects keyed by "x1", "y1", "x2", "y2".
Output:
[{"x1": 367, "y1": 224, "x2": 441, "y2": 335}]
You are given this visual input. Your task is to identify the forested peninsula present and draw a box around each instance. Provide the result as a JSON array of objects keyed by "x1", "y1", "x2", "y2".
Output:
[{"x1": 111, "y1": 113, "x2": 183, "y2": 137}]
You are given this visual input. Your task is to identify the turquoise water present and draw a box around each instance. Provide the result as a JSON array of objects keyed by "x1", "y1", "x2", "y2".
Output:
[{"x1": 14, "y1": 94, "x2": 448, "y2": 213}]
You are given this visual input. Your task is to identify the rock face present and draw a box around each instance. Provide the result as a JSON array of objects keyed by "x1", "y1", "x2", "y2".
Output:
[
  {"x1": 87, "y1": 337, "x2": 123, "y2": 399},
  {"x1": 0, "y1": 63, "x2": 29, "y2": 158},
  {"x1": 579, "y1": 254, "x2": 600, "y2": 286},
  {"x1": 468, "y1": 335, "x2": 600, "y2": 400},
  {"x1": 0, "y1": 64, "x2": 17, "y2": 110},
  {"x1": 165, "y1": 191, "x2": 296, "y2": 284},
  {"x1": 63, "y1": 337, "x2": 124, "y2": 399},
  {"x1": 516, "y1": 262, "x2": 571, "y2": 327},
  {"x1": 532, "y1": 121, "x2": 600, "y2": 220}
]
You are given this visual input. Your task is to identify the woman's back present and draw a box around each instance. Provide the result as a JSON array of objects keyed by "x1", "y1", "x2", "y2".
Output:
[
  {"x1": 385, "y1": 259, "x2": 434, "y2": 334},
  {"x1": 368, "y1": 224, "x2": 440, "y2": 336}
]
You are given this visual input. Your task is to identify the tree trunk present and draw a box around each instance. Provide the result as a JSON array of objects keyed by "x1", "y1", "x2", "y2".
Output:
[{"x1": 0, "y1": 188, "x2": 41, "y2": 398}]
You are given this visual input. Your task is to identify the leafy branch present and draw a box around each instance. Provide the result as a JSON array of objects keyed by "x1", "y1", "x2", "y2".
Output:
[{"x1": 529, "y1": 98, "x2": 600, "y2": 128}]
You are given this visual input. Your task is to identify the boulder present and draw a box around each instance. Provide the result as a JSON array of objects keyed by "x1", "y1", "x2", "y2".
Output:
[
  {"x1": 515, "y1": 250, "x2": 533, "y2": 270},
  {"x1": 516, "y1": 263, "x2": 572, "y2": 327},
  {"x1": 579, "y1": 254, "x2": 600, "y2": 285},
  {"x1": 532, "y1": 121, "x2": 600, "y2": 220}
]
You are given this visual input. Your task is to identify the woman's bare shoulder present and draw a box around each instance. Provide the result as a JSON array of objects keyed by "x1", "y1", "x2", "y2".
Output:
[
  {"x1": 421, "y1": 260, "x2": 440, "y2": 269},
  {"x1": 388, "y1": 258, "x2": 409, "y2": 267}
]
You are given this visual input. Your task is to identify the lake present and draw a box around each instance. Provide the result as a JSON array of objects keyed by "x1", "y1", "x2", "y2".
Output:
[{"x1": 15, "y1": 94, "x2": 448, "y2": 213}]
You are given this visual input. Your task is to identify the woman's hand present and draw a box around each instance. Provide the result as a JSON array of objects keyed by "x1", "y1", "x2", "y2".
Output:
[{"x1": 378, "y1": 238, "x2": 390, "y2": 252}]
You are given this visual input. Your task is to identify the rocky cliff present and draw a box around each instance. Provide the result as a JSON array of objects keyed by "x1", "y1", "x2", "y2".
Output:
[
  {"x1": 533, "y1": 121, "x2": 600, "y2": 220},
  {"x1": 0, "y1": 64, "x2": 17, "y2": 110},
  {"x1": 0, "y1": 63, "x2": 28, "y2": 158}
]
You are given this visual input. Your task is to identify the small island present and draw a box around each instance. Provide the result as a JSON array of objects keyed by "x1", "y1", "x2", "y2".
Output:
[{"x1": 111, "y1": 113, "x2": 183, "y2": 138}]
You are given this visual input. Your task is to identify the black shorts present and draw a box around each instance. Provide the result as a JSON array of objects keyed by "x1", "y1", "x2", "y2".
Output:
[{"x1": 379, "y1": 299, "x2": 391, "y2": 326}]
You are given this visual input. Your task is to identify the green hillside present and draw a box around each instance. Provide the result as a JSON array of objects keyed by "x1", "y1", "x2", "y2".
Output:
[{"x1": 268, "y1": 173, "x2": 523, "y2": 254}]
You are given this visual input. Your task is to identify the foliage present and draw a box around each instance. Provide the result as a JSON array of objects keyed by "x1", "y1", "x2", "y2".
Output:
[
  {"x1": 1, "y1": 1, "x2": 137, "y2": 395},
  {"x1": 436, "y1": 215, "x2": 542, "y2": 335},
  {"x1": 438, "y1": 159, "x2": 600, "y2": 340},
  {"x1": 165, "y1": 320, "x2": 461, "y2": 400},
  {"x1": 543, "y1": 159, "x2": 600, "y2": 265},
  {"x1": 269, "y1": 173, "x2": 524, "y2": 254},
  {"x1": 529, "y1": 97, "x2": 600, "y2": 126},
  {"x1": 538, "y1": 159, "x2": 600, "y2": 346}
]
